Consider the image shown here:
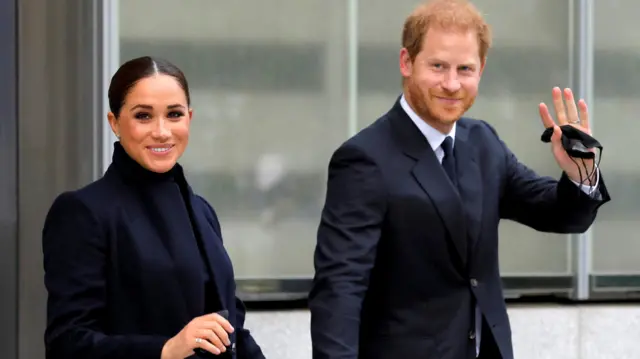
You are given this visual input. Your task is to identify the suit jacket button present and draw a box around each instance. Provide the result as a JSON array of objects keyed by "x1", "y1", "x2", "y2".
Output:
[
  {"x1": 469, "y1": 331, "x2": 476, "y2": 340},
  {"x1": 470, "y1": 278, "x2": 478, "y2": 287}
]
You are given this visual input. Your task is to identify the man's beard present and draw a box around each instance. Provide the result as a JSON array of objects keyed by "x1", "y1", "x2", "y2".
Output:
[{"x1": 405, "y1": 78, "x2": 475, "y2": 130}]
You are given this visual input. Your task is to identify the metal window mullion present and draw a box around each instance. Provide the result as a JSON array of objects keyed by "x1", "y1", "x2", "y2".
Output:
[
  {"x1": 347, "y1": 0, "x2": 358, "y2": 137},
  {"x1": 101, "y1": 0, "x2": 120, "y2": 174},
  {"x1": 571, "y1": 0, "x2": 594, "y2": 301}
]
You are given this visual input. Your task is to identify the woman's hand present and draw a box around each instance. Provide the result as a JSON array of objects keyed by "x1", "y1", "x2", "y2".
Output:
[{"x1": 161, "y1": 312, "x2": 234, "y2": 359}]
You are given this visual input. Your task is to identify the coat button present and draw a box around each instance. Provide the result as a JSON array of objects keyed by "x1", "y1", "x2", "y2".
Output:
[
  {"x1": 469, "y1": 331, "x2": 476, "y2": 340},
  {"x1": 470, "y1": 278, "x2": 478, "y2": 287}
]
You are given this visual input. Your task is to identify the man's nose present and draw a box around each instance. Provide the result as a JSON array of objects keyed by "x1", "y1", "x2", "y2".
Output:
[{"x1": 442, "y1": 72, "x2": 461, "y2": 93}]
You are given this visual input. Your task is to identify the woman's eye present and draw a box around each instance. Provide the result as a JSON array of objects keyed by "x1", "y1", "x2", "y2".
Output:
[
  {"x1": 167, "y1": 111, "x2": 184, "y2": 118},
  {"x1": 134, "y1": 112, "x2": 151, "y2": 120}
]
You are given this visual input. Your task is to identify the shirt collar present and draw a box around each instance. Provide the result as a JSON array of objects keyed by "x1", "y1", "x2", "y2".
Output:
[{"x1": 399, "y1": 94, "x2": 456, "y2": 151}]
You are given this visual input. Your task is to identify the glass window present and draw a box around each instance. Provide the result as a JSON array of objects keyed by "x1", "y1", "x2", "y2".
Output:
[
  {"x1": 591, "y1": 0, "x2": 640, "y2": 286},
  {"x1": 119, "y1": 0, "x2": 351, "y2": 279},
  {"x1": 119, "y1": 0, "x2": 577, "y2": 292}
]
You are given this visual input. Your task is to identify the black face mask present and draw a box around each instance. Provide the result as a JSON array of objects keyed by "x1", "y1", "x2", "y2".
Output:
[{"x1": 540, "y1": 124, "x2": 603, "y2": 188}]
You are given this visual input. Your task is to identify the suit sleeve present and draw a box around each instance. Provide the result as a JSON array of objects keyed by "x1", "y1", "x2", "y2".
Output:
[
  {"x1": 484, "y1": 121, "x2": 611, "y2": 233},
  {"x1": 197, "y1": 196, "x2": 266, "y2": 359},
  {"x1": 309, "y1": 143, "x2": 387, "y2": 359},
  {"x1": 42, "y1": 192, "x2": 169, "y2": 359}
]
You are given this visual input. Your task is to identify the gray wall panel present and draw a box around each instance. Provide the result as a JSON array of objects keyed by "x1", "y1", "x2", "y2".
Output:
[
  {"x1": 0, "y1": 0, "x2": 18, "y2": 358},
  {"x1": 17, "y1": 0, "x2": 105, "y2": 358}
]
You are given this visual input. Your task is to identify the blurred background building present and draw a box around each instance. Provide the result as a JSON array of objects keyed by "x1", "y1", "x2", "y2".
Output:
[{"x1": 2, "y1": 0, "x2": 640, "y2": 358}]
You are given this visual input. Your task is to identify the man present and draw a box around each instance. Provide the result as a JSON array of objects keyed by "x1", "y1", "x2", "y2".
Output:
[{"x1": 308, "y1": 1, "x2": 610, "y2": 358}]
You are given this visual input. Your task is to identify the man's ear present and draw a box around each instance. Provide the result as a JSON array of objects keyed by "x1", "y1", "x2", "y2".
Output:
[
  {"x1": 479, "y1": 56, "x2": 487, "y2": 76},
  {"x1": 399, "y1": 48, "x2": 414, "y2": 78}
]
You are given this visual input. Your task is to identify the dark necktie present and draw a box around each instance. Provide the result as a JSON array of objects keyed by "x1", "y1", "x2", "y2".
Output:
[{"x1": 441, "y1": 136, "x2": 458, "y2": 187}]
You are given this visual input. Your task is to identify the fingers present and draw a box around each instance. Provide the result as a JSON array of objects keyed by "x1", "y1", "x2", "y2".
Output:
[
  {"x1": 542, "y1": 87, "x2": 590, "y2": 132},
  {"x1": 194, "y1": 336, "x2": 223, "y2": 355},
  {"x1": 550, "y1": 125, "x2": 566, "y2": 159},
  {"x1": 183, "y1": 312, "x2": 235, "y2": 357},
  {"x1": 551, "y1": 125, "x2": 562, "y2": 144},
  {"x1": 538, "y1": 103, "x2": 555, "y2": 128},
  {"x1": 578, "y1": 99, "x2": 590, "y2": 134},
  {"x1": 563, "y1": 88, "x2": 580, "y2": 125},
  {"x1": 202, "y1": 312, "x2": 235, "y2": 333},
  {"x1": 552, "y1": 87, "x2": 568, "y2": 125},
  {"x1": 195, "y1": 328, "x2": 226, "y2": 354},
  {"x1": 200, "y1": 320, "x2": 231, "y2": 346}
]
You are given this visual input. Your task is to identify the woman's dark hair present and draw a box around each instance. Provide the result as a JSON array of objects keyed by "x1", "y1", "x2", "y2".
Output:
[{"x1": 108, "y1": 56, "x2": 191, "y2": 117}]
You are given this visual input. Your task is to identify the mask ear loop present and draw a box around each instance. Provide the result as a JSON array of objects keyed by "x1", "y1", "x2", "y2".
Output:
[
  {"x1": 560, "y1": 128, "x2": 601, "y2": 198},
  {"x1": 580, "y1": 158, "x2": 589, "y2": 183},
  {"x1": 577, "y1": 128, "x2": 601, "y2": 188},
  {"x1": 586, "y1": 148, "x2": 602, "y2": 183},
  {"x1": 561, "y1": 132, "x2": 584, "y2": 185},
  {"x1": 570, "y1": 156, "x2": 585, "y2": 188},
  {"x1": 578, "y1": 148, "x2": 602, "y2": 199},
  {"x1": 591, "y1": 148, "x2": 603, "y2": 198}
]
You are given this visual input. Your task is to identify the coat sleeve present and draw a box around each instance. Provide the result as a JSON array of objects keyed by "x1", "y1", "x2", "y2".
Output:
[
  {"x1": 308, "y1": 143, "x2": 387, "y2": 359},
  {"x1": 234, "y1": 297, "x2": 266, "y2": 359},
  {"x1": 197, "y1": 195, "x2": 266, "y2": 359},
  {"x1": 43, "y1": 191, "x2": 169, "y2": 359},
  {"x1": 482, "y1": 120, "x2": 611, "y2": 233}
]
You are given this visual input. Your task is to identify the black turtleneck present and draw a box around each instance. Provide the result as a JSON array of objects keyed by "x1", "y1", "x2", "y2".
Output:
[{"x1": 110, "y1": 141, "x2": 220, "y2": 315}]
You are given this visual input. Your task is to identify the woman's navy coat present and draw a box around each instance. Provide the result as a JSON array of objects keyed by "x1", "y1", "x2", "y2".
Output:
[{"x1": 43, "y1": 143, "x2": 265, "y2": 359}]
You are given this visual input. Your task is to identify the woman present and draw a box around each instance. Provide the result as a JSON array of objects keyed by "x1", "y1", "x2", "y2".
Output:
[{"x1": 42, "y1": 56, "x2": 265, "y2": 359}]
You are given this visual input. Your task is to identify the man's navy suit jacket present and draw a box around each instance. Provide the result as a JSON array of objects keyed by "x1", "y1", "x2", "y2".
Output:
[{"x1": 309, "y1": 98, "x2": 610, "y2": 359}]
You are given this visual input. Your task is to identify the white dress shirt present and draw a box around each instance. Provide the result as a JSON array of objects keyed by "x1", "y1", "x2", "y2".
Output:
[{"x1": 399, "y1": 94, "x2": 598, "y2": 356}]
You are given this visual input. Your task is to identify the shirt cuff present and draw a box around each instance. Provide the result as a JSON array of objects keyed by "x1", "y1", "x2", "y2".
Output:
[{"x1": 570, "y1": 168, "x2": 599, "y2": 196}]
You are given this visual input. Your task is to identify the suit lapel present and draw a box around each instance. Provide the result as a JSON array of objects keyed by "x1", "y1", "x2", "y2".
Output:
[
  {"x1": 389, "y1": 98, "x2": 468, "y2": 267},
  {"x1": 411, "y1": 156, "x2": 468, "y2": 266},
  {"x1": 454, "y1": 124, "x2": 483, "y2": 249}
]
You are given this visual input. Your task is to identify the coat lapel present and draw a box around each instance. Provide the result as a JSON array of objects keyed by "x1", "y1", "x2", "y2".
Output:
[
  {"x1": 111, "y1": 142, "x2": 228, "y2": 319},
  {"x1": 454, "y1": 123, "x2": 483, "y2": 249},
  {"x1": 185, "y1": 188, "x2": 229, "y2": 311},
  {"x1": 140, "y1": 181, "x2": 204, "y2": 320}
]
